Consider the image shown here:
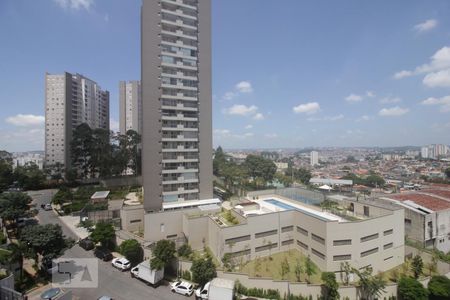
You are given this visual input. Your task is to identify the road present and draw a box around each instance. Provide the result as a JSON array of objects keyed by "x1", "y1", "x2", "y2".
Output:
[{"x1": 28, "y1": 189, "x2": 193, "y2": 300}]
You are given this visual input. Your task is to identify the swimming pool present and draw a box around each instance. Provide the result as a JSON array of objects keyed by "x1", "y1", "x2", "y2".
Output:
[
  {"x1": 264, "y1": 199, "x2": 296, "y2": 210},
  {"x1": 263, "y1": 198, "x2": 333, "y2": 222}
]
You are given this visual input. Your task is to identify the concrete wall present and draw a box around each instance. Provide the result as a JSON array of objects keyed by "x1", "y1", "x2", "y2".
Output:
[
  {"x1": 100, "y1": 176, "x2": 141, "y2": 188},
  {"x1": 0, "y1": 274, "x2": 14, "y2": 290},
  {"x1": 121, "y1": 205, "x2": 144, "y2": 232}
]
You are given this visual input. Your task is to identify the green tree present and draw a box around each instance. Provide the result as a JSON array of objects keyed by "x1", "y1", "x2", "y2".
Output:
[
  {"x1": 150, "y1": 239, "x2": 176, "y2": 270},
  {"x1": 353, "y1": 266, "x2": 386, "y2": 300},
  {"x1": 125, "y1": 129, "x2": 142, "y2": 175},
  {"x1": 90, "y1": 221, "x2": 115, "y2": 249},
  {"x1": 90, "y1": 128, "x2": 113, "y2": 178},
  {"x1": 52, "y1": 186, "x2": 73, "y2": 205},
  {"x1": 397, "y1": 277, "x2": 428, "y2": 300},
  {"x1": 365, "y1": 174, "x2": 385, "y2": 188},
  {"x1": 71, "y1": 123, "x2": 94, "y2": 178},
  {"x1": 411, "y1": 255, "x2": 424, "y2": 279},
  {"x1": 321, "y1": 272, "x2": 339, "y2": 300},
  {"x1": 190, "y1": 257, "x2": 216, "y2": 286},
  {"x1": 213, "y1": 146, "x2": 227, "y2": 176},
  {"x1": 428, "y1": 275, "x2": 450, "y2": 300},
  {"x1": 19, "y1": 224, "x2": 67, "y2": 264},
  {"x1": 280, "y1": 257, "x2": 290, "y2": 279},
  {"x1": 177, "y1": 243, "x2": 193, "y2": 259},
  {"x1": 294, "y1": 259, "x2": 303, "y2": 282},
  {"x1": 292, "y1": 168, "x2": 312, "y2": 185},
  {"x1": 119, "y1": 239, "x2": 143, "y2": 267},
  {"x1": 0, "y1": 151, "x2": 13, "y2": 192},
  {"x1": 244, "y1": 155, "x2": 277, "y2": 188},
  {"x1": 13, "y1": 163, "x2": 46, "y2": 190},
  {"x1": 6, "y1": 242, "x2": 27, "y2": 281},
  {"x1": 0, "y1": 192, "x2": 31, "y2": 225},
  {"x1": 305, "y1": 256, "x2": 316, "y2": 283}
]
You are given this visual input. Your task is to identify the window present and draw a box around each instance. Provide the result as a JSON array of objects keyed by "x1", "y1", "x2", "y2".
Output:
[
  {"x1": 384, "y1": 256, "x2": 393, "y2": 261},
  {"x1": 282, "y1": 239, "x2": 294, "y2": 246},
  {"x1": 281, "y1": 225, "x2": 294, "y2": 233},
  {"x1": 383, "y1": 243, "x2": 393, "y2": 250},
  {"x1": 255, "y1": 229, "x2": 278, "y2": 239},
  {"x1": 297, "y1": 240, "x2": 308, "y2": 250},
  {"x1": 333, "y1": 239, "x2": 352, "y2": 246},
  {"x1": 225, "y1": 235, "x2": 251, "y2": 245},
  {"x1": 130, "y1": 219, "x2": 141, "y2": 224},
  {"x1": 255, "y1": 243, "x2": 278, "y2": 253},
  {"x1": 227, "y1": 249, "x2": 251, "y2": 258},
  {"x1": 383, "y1": 229, "x2": 393, "y2": 236},
  {"x1": 311, "y1": 248, "x2": 325, "y2": 260},
  {"x1": 167, "y1": 234, "x2": 177, "y2": 239},
  {"x1": 297, "y1": 226, "x2": 308, "y2": 236},
  {"x1": 361, "y1": 247, "x2": 378, "y2": 257},
  {"x1": 311, "y1": 233, "x2": 325, "y2": 245},
  {"x1": 360, "y1": 233, "x2": 379, "y2": 243},
  {"x1": 333, "y1": 254, "x2": 351, "y2": 261}
]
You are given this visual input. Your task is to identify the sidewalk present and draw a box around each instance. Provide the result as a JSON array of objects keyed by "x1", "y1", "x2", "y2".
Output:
[{"x1": 58, "y1": 215, "x2": 89, "y2": 240}]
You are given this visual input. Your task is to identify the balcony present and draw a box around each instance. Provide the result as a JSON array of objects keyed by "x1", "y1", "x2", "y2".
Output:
[
  {"x1": 161, "y1": 167, "x2": 199, "y2": 174},
  {"x1": 161, "y1": 0, "x2": 197, "y2": 11},
  {"x1": 161, "y1": 7, "x2": 197, "y2": 21},
  {"x1": 161, "y1": 27, "x2": 197, "y2": 41}
]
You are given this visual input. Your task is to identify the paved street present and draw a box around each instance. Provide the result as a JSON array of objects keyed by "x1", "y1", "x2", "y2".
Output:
[{"x1": 27, "y1": 189, "x2": 193, "y2": 300}]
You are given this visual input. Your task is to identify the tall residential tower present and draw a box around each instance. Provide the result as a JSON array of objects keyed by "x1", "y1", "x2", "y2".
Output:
[
  {"x1": 141, "y1": 0, "x2": 212, "y2": 212},
  {"x1": 119, "y1": 80, "x2": 142, "y2": 135},
  {"x1": 45, "y1": 72, "x2": 109, "y2": 168}
]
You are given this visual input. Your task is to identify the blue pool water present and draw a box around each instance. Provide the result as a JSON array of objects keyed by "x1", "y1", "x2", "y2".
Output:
[{"x1": 264, "y1": 199, "x2": 296, "y2": 210}]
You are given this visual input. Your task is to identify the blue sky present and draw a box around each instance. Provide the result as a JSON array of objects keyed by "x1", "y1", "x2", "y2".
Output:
[{"x1": 0, "y1": 0, "x2": 449, "y2": 151}]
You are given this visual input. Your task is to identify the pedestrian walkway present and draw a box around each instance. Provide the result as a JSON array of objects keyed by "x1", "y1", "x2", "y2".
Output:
[{"x1": 58, "y1": 215, "x2": 89, "y2": 240}]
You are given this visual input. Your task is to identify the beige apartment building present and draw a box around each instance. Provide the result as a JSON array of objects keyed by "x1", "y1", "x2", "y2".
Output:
[
  {"x1": 44, "y1": 72, "x2": 109, "y2": 169},
  {"x1": 119, "y1": 80, "x2": 142, "y2": 135},
  {"x1": 144, "y1": 189, "x2": 405, "y2": 273}
]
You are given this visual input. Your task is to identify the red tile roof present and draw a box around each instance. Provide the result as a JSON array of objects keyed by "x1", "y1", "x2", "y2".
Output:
[{"x1": 389, "y1": 192, "x2": 450, "y2": 211}]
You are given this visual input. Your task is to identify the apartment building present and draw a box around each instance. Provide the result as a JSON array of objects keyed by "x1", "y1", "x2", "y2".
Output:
[
  {"x1": 119, "y1": 80, "x2": 142, "y2": 135},
  {"x1": 310, "y1": 151, "x2": 319, "y2": 166},
  {"x1": 144, "y1": 189, "x2": 404, "y2": 273},
  {"x1": 141, "y1": 0, "x2": 212, "y2": 212},
  {"x1": 45, "y1": 72, "x2": 109, "y2": 168}
]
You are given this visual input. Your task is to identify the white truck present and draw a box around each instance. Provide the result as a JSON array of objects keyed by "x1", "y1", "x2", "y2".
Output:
[
  {"x1": 130, "y1": 260, "x2": 164, "y2": 287},
  {"x1": 195, "y1": 278, "x2": 234, "y2": 300}
]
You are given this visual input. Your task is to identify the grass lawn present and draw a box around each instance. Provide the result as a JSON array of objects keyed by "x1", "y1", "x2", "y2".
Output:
[
  {"x1": 379, "y1": 258, "x2": 439, "y2": 283},
  {"x1": 240, "y1": 250, "x2": 322, "y2": 284}
]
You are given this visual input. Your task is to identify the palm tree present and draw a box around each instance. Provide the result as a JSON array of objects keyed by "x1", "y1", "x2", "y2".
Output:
[{"x1": 7, "y1": 242, "x2": 26, "y2": 281}]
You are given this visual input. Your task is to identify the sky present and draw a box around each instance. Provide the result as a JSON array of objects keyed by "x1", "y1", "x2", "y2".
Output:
[{"x1": 0, "y1": 0, "x2": 450, "y2": 152}]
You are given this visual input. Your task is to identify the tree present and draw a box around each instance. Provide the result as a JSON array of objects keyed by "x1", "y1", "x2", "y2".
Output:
[
  {"x1": 13, "y1": 163, "x2": 46, "y2": 190},
  {"x1": 119, "y1": 239, "x2": 143, "y2": 267},
  {"x1": 411, "y1": 255, "x2": 423, "y2": 279},
  {"x1": 294, "y1": 259, "x2": 303, "y2": 282},
  {"x1": 6, "y1": 242, "x2": 27, "y2": 281},
  {"x1": 0, "y1": 192, "x2": 31, "y2": 225},
  {"x1": 428, "y1": 275, "x2": 450, "y2": 300},
  {"x1": 90, "y1": 221, "x2": 115, "y2": 249},
  {"x1": 321, "y1": 272, "x2": 339, "y2": 300},
  {"x1": 340, "y1": 261, "x2": 352, "y2": 285},
  {"x1": 445, "y1": 167, "x2": 450, "y2": 179},
  {"x1": 397, "y1": 277, "x2": 428, "y2": 300},
  {"x1": 0, "y1": 151, "x2": 13, "y2": 192},
  {"x1": 177, "y1": 243, "x2": 193, "y2": 259},
  {"x1": 52, "y1": 186, "x2": 73, "y2": 206},
  {"x1": 244, "y1": 155, "x2": 277, "y2": 187},
  {"x1": 90, "y1": 128, "x2": 113, "y2": 178},
  {"x1": 353, "y1": 266, "x2": 386, "y2": 300},
  {"x1": 150, "y1": 239, "x2": 176, "y2": 270},
  {"x1": 71, "y1": 123, "x2": 94, "y2": 178},
  {"x1": 292, "y1": 168, "x2": 312, "y2": 185},
  {"x1": 19, "y1": 224, "x2": 66, "y2": 264},
  {"x1": 190, "y1": 257, "x2": 216, "y2": 286},
  {"x1": 305, "y1": 256, "x2": 316, "y2": 283},
  {"x1": 280, "y1": 257, "x2": 290, "y2": 279}
]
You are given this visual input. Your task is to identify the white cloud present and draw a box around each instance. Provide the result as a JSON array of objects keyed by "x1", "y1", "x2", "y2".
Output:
[
  {"x1": 366, "y1": 91, "x2": 376, "y2": 98},
  {"x1": 380, "y1": 96, "x2": 402, "y2": 104},
  {"x1": 421, "y1": 95, "x2": 450, "y2": 112},
  {"x1": 264, "y1": 133, "x2": 278, "y2": 139},
  {"x1": 252, "y1": 113, "x2": 265, "y2": 120},
  {"x1": 307, "y1": 114, "x2": 344, "y2": 122},
  {"x1": 393, "y1": 46, "x2": 450, "y2": 81},
  {"x1": 356, "y1": 115, "x2": 372, "y2": 122},
  {"x1": 214, "y1": 129, "x2": 254, "y2": 140},
  {"x1": 293, "y1": 102, "x2": 320, "y2": 115},
  {"x1": 214, "y1": 129, "x2": 231, "y2": 136},
  {"x1": 414, "y1": 19, "x2": 438, "y2": 33},
  {"x1": 224, "y1": 104, "x2": 258, "y2": 116},
  {"x1": 245, "y1": 124, "x2": 253, "y2": 129},
  {"x1": 223, "y1": 91, "x2": 236, "y2": 101},
  {"x1": 5, "y1": 114, "x2": 45, "y2": 126},
  {"x1": 423, "y1": 69, "x2": 450, "y2": 87},
  {"x1": 378, "y1": 106, "x2": 410, "y2": 117},
  {"x1": 53, "y1": 0, "x2": 94, "y2": 11},
  {"x1": 110, "y1": 118, "x2": 119, "y2": 132},
  {"x1": 345, "y1": 94, "x2": 363, "y2": 103},
  {"x1": 235, "y1": 81, "x2": 253, "y2": 93},
  {"x1": 0, "y1": 128, "x2": 44, "y2": 152}
]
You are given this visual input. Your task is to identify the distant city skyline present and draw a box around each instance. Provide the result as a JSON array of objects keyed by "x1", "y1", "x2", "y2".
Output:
[{"x1": 1, "y1": 0, "x2": 450, "y2": 151}]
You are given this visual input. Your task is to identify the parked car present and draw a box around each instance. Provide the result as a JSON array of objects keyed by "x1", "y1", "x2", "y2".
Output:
[
  {"x1": 44, "y1": 203, "x2": 53, "y2": 211},
  {"x1": 112, "y1": 257, "x2": 131, "y2": 271},
  {"x1": 79, "y1": 238, "x2": 94, "y2": 251},
  {"x1": 171, "y1": 280, "x2": 194, "y2": 297},
  {"x1": 94, "y1": 248, "x2": 113, "y2": 261},
  {"x1": 97, "y1": 297, "x2": 113, "y2": 300},
  {"x1": 130, "y1": 260, "x2": 164, "y2": 286}
]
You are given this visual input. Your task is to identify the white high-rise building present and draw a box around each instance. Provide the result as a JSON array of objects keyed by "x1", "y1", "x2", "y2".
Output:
[
  {"x1": 141, "y1": 0, "x2": 212, "y2": 211},
  {"x1": 310, "y1": 151, "x2": 319, "y2": 166},
  {"x1": 119, "y1": 80, "x2": 142, "y2": 135},
  {"x1": 44, "y1": 72, "x2": 109, "y2": 169},
  {"x1": 421, "y1": 146, "x2": 429, "y2": 159}
]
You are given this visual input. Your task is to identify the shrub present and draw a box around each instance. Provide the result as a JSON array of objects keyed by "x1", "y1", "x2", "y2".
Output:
[
  {"x1": 428, "y1": 275, "x2": 450, "y2": 299},
  {"x1": 181, "y1": 270, "x2": 191, "y2": 281},
  {"x1": 397, "y1": 277, "x2": 428, "y2": 300}
]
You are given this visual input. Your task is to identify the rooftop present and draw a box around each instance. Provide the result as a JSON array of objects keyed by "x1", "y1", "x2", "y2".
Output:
[
  {"x1": 91, "y1": 191, "x2": 110, "y2": 199},
  {"x1": 387, "y1": 192, "x2": 450, "y2": 212}
]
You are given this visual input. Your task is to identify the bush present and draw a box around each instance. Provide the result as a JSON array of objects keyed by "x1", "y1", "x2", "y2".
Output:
[
  {"x1": 397, "y1": 277, "x2": 428, "y2": 300},
  {"x1": 235, "y1": 281, "x2": 281, "y2": 300},
  {"x1": 428, "y1": 275, "x2": 450, "y2": 299},
  {"x1": 191, "y1": 257, "x2": 216, "y2": 286},
  {"x1": 178, "y1": 244, "x2": 193, "y2": 259},
  {"x1": 181, "y1": 270, "x2": 191, "y2": 281},
  {"x1": 0, "y1": 231, "x2": 6, "y2": 244},
  {"x1": 119, "y1": 239, "x2": 143, "y2": 267}
]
